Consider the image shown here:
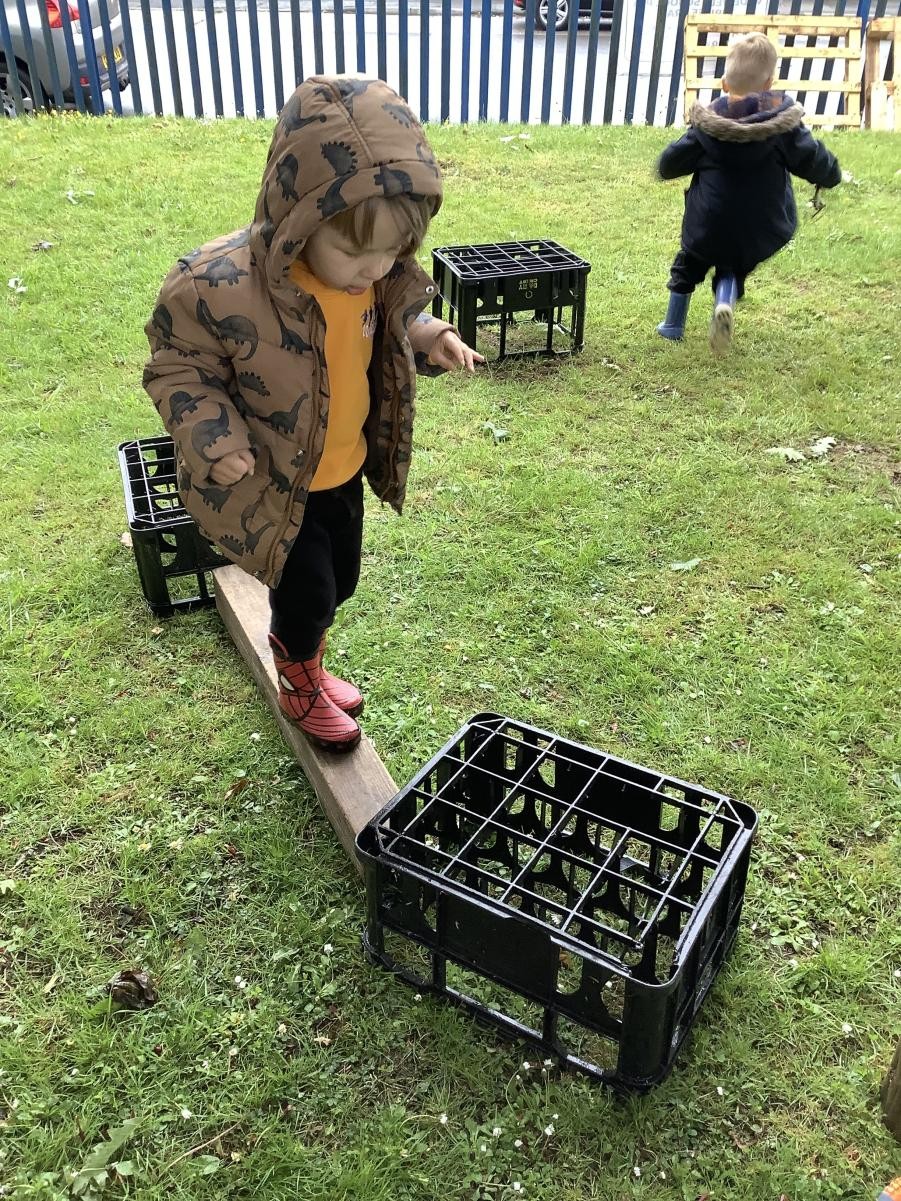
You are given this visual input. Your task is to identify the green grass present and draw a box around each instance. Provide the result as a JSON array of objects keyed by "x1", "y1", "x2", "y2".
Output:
[{"x1": 1, "y1": 114, "x2": 899, "y2": 1200}]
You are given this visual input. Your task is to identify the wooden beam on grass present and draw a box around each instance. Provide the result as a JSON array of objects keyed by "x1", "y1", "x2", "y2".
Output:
[
  {"x1": 214, "y1": 564, "x2": 397, "y2": 873},
  {"x1": 883, "y1": 1035, "x2": 901, "y2": 1141}
]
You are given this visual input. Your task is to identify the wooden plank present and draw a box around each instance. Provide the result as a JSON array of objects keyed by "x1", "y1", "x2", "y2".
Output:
[
  {"x1": 868, "y1": 17, "x2": 899, "y2": 34},
  {"x1": 867, "y1": 81, "x2": 890, "y2": 129},
  {"x1": 689, "y1": 43, "x2": 858, "y2": 59},
  {"x1": 686, "y1": 77, "x2": 856, "y2": 91},
  {"x1": 214, "y1": 564, "x2": 398, "y2": 872},
  {"x1": 685, "y1": 18, "x2": 857, "y2": 35},
  {"x1": 683, "y1": 13, "x2": 862, "y2": 127},
  {"x1": 686, "y1": 14, "x2": 858, "y2": 32}
]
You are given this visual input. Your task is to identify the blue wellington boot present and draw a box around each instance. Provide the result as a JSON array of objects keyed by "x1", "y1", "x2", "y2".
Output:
[
  {"x1": 709, "y1": 275, "x2": 738, "y2": 354},
  {"x1": 656, "y1": 292, "x2": 690, "y2": 340}
]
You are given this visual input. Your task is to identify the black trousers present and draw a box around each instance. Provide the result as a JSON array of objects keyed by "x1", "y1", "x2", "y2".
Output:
[
  {"x1": 269, "y1": 470, "x2": 364, "y2": 660},
  {"x1": 667, "y1": 250, "x2": 749, "y2": 299}
]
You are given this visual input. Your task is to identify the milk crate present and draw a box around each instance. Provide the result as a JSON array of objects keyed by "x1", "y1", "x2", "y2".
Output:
[
  {"x1": 357, "y1": 713, "x2": 757, "y2": 1092},
  {"x1": 431, "y1": 241, "x2": 590, "y2": 361},
  {"x1": 118, "y1": 436, "x2": 227, "y2": 616}
]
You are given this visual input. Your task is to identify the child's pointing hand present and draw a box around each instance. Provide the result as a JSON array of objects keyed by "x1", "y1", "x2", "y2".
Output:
[{"x1": 427, "y1": 329, "x2": 485, "y2": 373}]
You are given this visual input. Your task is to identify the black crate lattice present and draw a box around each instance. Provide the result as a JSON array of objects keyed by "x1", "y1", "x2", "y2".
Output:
[
  {"x1": 118, "y1": 436, "x2": 227, "y2": 616},
  {"x1": 431, "y1": 240, "x2": 590, "y2": 361},
  {"x1": 357, "y1": 713, "x2": 757, "y2": 1092}
]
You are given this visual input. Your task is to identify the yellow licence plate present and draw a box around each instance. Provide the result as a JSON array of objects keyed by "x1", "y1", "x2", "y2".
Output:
[{"x1": 100, "y1": 45, "x2": 124, "y2": 70}]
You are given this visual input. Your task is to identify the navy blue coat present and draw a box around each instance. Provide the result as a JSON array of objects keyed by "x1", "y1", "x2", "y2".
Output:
[{"x1": 658, "y1": 92, "x2": 842, "y2": 273}]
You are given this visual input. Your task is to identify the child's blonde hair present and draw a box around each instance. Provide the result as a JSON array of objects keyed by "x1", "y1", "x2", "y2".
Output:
[
  {"x1": 327, "y1": 193, "x2": 435, "y2": 259},
  {"x1": 724, "y1": 32, "x2": 778, "y2": 95}
]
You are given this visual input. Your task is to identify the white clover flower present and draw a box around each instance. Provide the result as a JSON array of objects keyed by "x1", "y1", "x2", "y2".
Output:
[
  {"x1": 716, "y1": 1086, "x2": 724, "y2": 1097},
  {"x1": 543, "y1": 1058, "x2": 553, "y2": 1067},
  {"x1": 201, "y1": 1059, "x2": 210, "y2": 1069},
  {"x1": 439, "y1": 1113, "x2": 448, "y2": 1125},
  {"x1": 552, "y1": 1113, "x2": 558, "y2": 1120},
  {"x1": 633, "y1": 1166, "x2": 641, "y2": 1178},
  {"x1": 659, "y1": 1171, "x2": 667, "y2": 1180},
  {"x1": 480, "y1": 1143, "x2": 488, "y2": 1152},
  {"x1": 277, "y1": 1023, "x2": 287, "y2": 1036},
  {"x1": 180, "y1": 1107, "x2": 192, "y2": 1120},
  {"x1": 522, "y1": 1061, "x2": 531, "y2": 1070},
  {"x1": 492, "y1": 1126, "x2": 502, "y2": 1137},
  {"x1": 893, "y1": 968, "x2": 900, "y2": 979},
  {"x1": 228, "y1": 1046, "x2": 238, "y2": 1058},
  {"x1": 513, "y1": 1185, "x2": 522, "y2": 1194},
  {"x1": 249, "y1": 732, "x2": 261, "y2": 742},
  {"x1": 514, "y1": 1138, "x2": 523, "y2": 1148},
  {"x1": 544, "y1": 1124, "x2": 554, "y2": 1136},
  {"x1": 413, "y1": 993, "x2": 422, "y2": 1001},
  {"x1": 323, "y1": 944, "x2": 334, "y2": 954},
  {"x1": 841, "y1": 1022, "x2": 853, "y2": 1036}
]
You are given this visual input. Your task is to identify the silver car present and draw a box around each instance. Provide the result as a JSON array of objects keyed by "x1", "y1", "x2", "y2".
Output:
[{"x1": 1, "y1": 0, "x2": 129, "y2": 115}]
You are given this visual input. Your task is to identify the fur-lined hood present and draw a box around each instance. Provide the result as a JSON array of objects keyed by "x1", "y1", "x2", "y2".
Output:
[{"x1": 690, "y1": 91, "x2": 804, "y2": 142}]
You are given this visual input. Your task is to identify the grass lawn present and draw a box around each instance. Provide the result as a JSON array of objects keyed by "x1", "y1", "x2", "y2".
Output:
[{"x1": 0, "y1": 113, "x2": 899, "y2": 1200}]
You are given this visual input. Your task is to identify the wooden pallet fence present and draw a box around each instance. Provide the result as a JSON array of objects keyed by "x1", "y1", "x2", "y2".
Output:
[
  {"x1": 684, "y1": 14, "x2": 862, "y2": 129},
  {"x1": 865, "y1": 17, "x2": 900, "y2": 130}
]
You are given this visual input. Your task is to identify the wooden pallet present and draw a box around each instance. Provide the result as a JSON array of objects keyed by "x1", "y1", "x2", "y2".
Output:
[
  {"x1": 214, "y1": 564, "x2": 397, "y2": 873},
  {"x1": 684, "y1": 14, "x2": 862, "y2": 128},
  {"x1": 865, "y1": 17, "x2": 900, "y2": 130}
]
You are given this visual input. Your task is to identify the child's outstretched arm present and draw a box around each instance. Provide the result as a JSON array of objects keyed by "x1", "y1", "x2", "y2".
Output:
[
  {"x1": 657, "y1": 130, "x2": 704, "y2": 180},
  {"x1": 780, "y1": 126, "x2": 842, "y2": 190},
  {"x1": 143, "y1": 263, "x2": 253, "y2": 485},
  {"x1": 407, "y1": 312, "x2": 484, "y2": 375}
]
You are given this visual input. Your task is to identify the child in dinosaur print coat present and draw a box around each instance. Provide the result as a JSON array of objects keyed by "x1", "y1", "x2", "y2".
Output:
[{"x1": 144, "y1": 76, "x2": 482, "y2": 752}]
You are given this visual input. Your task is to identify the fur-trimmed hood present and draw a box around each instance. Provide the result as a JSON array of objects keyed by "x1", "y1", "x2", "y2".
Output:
[{"x1": 690, "y1": 91, "x2": 804, "y2": 142}]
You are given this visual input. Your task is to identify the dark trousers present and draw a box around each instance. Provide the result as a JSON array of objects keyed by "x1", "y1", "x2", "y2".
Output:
[
  {"x1": 667, "y1": 250, "x2": 748, "y2": 299},
  {"x1": 269, "y1": 470, "x2": 364, "y2": 660}
]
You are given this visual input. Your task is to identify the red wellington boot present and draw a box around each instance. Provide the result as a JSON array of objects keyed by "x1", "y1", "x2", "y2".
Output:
[
  {"x1": 316, "y1": 632, "x2": 364, "y2": 718},
  {"x1": 269, "y1": 634, "x2": 361, "y2": 753}
]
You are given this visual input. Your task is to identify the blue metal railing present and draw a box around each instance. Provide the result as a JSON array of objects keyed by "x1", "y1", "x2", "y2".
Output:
[{"x1": 2, "y1": 0, "x2": 899, "y2": 122}]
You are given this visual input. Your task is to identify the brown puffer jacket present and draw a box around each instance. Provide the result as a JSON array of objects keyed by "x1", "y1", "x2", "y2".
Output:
[{"x1": 143, "y1": 76, "x2": 453, "y2": 588}]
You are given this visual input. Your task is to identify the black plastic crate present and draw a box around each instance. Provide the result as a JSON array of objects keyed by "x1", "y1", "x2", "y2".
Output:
[
  {"x1": 431, "y1": 240, "x2": 590, "y2": 361},
  {"x1": 357, "y1": 713, "x2": 757, "y2": 1092},
  {"x1": 118, "y1": 436, "x2": 227, "y2": 616}
]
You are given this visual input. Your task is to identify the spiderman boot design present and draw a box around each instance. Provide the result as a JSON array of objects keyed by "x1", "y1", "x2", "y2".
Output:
[
  {"x1": 316, "y1": 632, "x2": 364, "y2": 717},
  {"x1": 269, "y1": 634, "x2": 361, "y2": 753}
]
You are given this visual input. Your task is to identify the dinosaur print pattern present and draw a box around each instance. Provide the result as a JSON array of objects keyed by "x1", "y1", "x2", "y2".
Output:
[
  {"x1": 260, "y1": 393, "x2": 307, "y2": 435},
  {"x1": 318, "y1": 142, "x2": 358, "y2": 218},
  {"x1": 194, "y1": 256, "x2": 249, "y2": 288},
  {"x1": 143, "y1": 76, "x2": 451, "y2": 588},
  {"x1": 168, "y1": 390, "x2": 205, "y2": 424},
  {"x1": 237, "y1": 371, "x2": 270, "y2": 396},
  {"x1": 280, "y1": 89, "x2": 328, "y2": 134},
  {"x1": 195, "y1": 299, "x2": 259, "y2": 361},
  {"x1": 276, "y1": 153, "x2": 300, "y2": 202},
  {"x1": 191, "y1": 402, "x2": 234, "y2": 463},
  {"x1": 316, "y1": 77, "x2": 373, "y2": 115},
  {"x1": 276, "y1": 309, "x2": 313, "y2": 355},
  {"x1": 374, "y1": 165, "x2": 416, "y2": 198},
  {"x1": 195, "y1": 480, "x2": 232, "y2": 511},
  {"x1": 382, "y1": 101, "x2": 418, "y2": 129}
]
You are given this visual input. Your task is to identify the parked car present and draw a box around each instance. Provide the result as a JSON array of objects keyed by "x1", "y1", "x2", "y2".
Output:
[
  {"x1": 514, "y1": 0, "x2": 615, "y2": 32},
  {"x1": 1, "y1": 0, "x2": 129, "y2": 116}
]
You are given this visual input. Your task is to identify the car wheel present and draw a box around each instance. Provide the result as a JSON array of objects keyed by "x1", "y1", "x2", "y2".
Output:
[
  {"x1": 1, "y1": 65, "x2": 39, "y2": 117},
  {"x1": 536, "y1": 0, "x2": 569, "y2": 30}
]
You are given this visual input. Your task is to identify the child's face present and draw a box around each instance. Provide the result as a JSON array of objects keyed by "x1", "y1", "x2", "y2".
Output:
[{"x1": 300, "y1": 205, "x2": 407, "y2": 295}]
